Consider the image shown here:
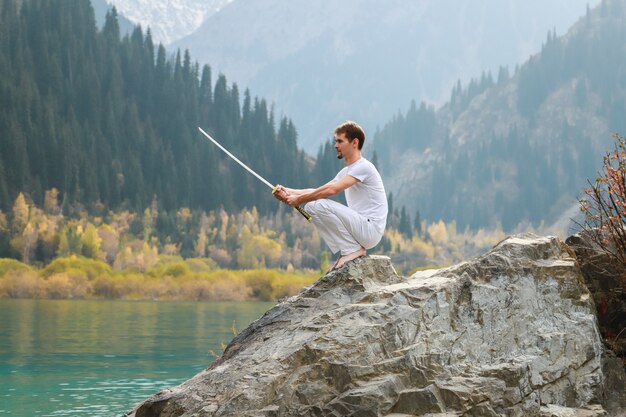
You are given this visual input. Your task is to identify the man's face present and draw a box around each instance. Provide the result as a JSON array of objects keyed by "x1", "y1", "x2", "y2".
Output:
[{"x1": 334, "y1": 133, "x2": 355, "y2": 160}]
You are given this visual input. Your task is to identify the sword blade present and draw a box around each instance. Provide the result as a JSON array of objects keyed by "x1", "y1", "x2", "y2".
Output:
[{"x1": 198, "y1": 127, "x2": 274, "y2": 189}]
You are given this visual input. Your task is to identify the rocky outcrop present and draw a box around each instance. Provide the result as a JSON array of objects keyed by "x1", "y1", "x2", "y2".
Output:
[
  {"x1": 127, "y1": 234, "x2": 625, "y2": 417},
  {"x1": 566, "y1": 232, "x2": 626, "y2": 415},
  {"x1": 566, "y1": 232, "x2": 626, "y2": 356}
]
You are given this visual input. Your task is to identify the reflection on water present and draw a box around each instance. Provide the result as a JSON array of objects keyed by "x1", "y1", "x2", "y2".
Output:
[{"x1": 0, "y1": 299, "x2": 274, "y2": 416}]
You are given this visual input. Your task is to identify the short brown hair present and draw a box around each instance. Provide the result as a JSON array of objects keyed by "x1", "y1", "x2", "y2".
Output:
[{"x1": 335, "y1": 121, "x2": 365, "y2": 150}]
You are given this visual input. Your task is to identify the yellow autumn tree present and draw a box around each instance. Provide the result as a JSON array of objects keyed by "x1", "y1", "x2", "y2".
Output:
[
  {"x1": 57, "y1": 222, "x2": 83, "y2": 257},
  {"x1": 81, "y1": 223, "x2": 103, "y2": 260},
  {"x1": 194, "y1": 212, "x2": 211, "y2": 258},
  {"x1": 36, "y1": 210, "x2": 61, "y2": 261},
  {"x1": 142, "y1": 207, "x2": 153, "y2": 241},
  {"x1": 11, "y1": 192, "x2": 29, "y2": 234},
  {"x1": 97, "y1": 224, "x2": 119, "y2": 264},
  {"x1": 43, "y1": 188, "x2": 60, "y2": 214},
  {"x1": 0, "y1": 211, "x2": 7, "y2": 240},
  {"x1": 428, "y1": 220, "x2": 449, "y2": 245},
  {"x1": 176, "y1": 207, "x2": 191, "y2": 230},
  {"x1": 236, "y1": 225, "x2": 282, "y2": 268},
  {"x1": 11, "y1": 222, "x2": 38, "y2": 264}
]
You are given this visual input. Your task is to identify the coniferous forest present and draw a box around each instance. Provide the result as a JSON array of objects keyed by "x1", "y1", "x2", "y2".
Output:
[{"x1": 0, "y1": 0, "x2": 311, "y2": 215}]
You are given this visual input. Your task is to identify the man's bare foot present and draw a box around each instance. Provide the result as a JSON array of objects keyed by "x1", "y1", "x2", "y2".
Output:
[
  {"x1": 327, "y1": 257, "x2": 341, "y2": 273},
  {"x1": 333, "y1": 247, "x2": 366, "y2": 270}
]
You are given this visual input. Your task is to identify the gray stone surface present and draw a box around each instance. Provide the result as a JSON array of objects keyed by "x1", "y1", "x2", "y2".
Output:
[{"x1": 127, "y1": 234, "x2": 624, "y2": 417}]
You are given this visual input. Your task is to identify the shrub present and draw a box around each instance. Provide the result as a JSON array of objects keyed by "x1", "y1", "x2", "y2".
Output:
[
  {"x1": 0, "y1": 258, "x2": 31, "y2": 277},
  {"x1": 67, "y1": 273, "x2": 90, "y2": 298},
  {"x1": 145, "y1": 277, "x2": 178, "y2": 299},
  {"x1": 154, "y1": 254, "x2": 184, "y2": 266},
  {"x1": 579, "y1": 133, "x2": 626, "y2": 269},
  {"x1": 269, "y1": 273, "x2": 317, "y2": 300},
  {"x1": 161, "y1": 261, "x2": 190, "y2": 278},
  {"x1": 146, "y1": 260, "x2": 190, "y2": 279},
  {"x1": 3, "y1": 270, "x2": 42, "y2": 298},
  {"x1": 241, "y1": 270, "x2": 274, "y2": 300},
  {"x1": 92, "y1": 275, "x2": 121, "y2": 298},
  {"x1": 207, "y1": 277, "x2": 252, "y2": 301},
  {"x1": 46, "y1": 273, "x2": 73, "y2": 299},
  {"x1": 42, "y1": 256, "x2": 113, "y2": 280},
  {"x1": 185, "y1": 257, "x2": 218, "y2": 272},
  {"x1": 241, "y1": 269, "x2": 317, "y2": 301},
  {"x1": 180, "y1": 279, "x2": 215, "y2": 300},
  {"x1": 115, "y1": 273, "x2": 150, "y2": 299}
]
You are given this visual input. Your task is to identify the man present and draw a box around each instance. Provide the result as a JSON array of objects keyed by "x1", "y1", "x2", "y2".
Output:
[{"x1": 274, "y1": 121, "x2": 388, "y2": 270}]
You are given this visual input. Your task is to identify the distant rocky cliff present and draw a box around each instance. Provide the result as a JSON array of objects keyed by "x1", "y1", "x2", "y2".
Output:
[{"x1": 127, "y1": 234, "x2": 625, "y2": 417}]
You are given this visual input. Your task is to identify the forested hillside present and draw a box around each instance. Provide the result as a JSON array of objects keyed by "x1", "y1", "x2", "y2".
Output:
[
  {"x1": 0, "y1": 0, "x2": 391, "y2": 271},
  {"x1": 171, "y1": 0, "x2": 597, "y2": 154},
  {"x1": 374, "y1": 0, "x2": 624, "y2": 231},
  {"x1": 0, "y1": 0, "x2": 311, "y2": 215}
]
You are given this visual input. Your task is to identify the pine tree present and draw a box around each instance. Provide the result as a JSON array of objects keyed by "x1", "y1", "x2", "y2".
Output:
[
  {"x1": 414, "y1": 209, "x2": 422, "y2": 237},
  {"x1": 399, "y1": 206, "x2": 412, "y2": 238}
]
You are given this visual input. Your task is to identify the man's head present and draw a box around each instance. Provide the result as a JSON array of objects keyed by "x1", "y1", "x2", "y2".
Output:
[{"x1": 334, "y1": 121, "x2": 365, "y2": 151}]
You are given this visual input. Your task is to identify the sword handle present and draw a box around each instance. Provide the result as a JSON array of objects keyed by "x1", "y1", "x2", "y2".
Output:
[
  {"x1": 272, "y1": 185, "x2": 312, "y2": 222},
  {"x1": 295, "y1": 205, "x2": 312, "y2": 222}
]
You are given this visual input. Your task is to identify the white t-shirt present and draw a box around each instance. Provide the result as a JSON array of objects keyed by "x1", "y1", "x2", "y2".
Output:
[{"x1": 333, "y1": 158, "x2": 388, "y2": 232}]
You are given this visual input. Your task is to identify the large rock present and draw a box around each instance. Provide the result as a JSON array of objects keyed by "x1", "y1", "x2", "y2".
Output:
[{"x1": 127, "y1": 234, "x2": 624, "y2": 417}]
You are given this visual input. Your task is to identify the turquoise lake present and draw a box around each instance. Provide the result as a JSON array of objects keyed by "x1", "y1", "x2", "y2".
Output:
[{"x1": 0, "y1": 299, "x2": 275, "y2": 416}]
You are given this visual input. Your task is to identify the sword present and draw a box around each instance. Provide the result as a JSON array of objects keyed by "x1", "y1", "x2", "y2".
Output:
[{"x1": 198, "y1": 127, "x2": 312, "y2": 221}]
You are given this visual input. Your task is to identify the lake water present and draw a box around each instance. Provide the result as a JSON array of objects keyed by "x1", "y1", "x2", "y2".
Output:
[{"x1": 0, "y1": 299, "x2": 274, "y2": 416}]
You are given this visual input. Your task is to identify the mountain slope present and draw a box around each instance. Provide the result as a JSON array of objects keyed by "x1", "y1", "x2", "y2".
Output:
[
  {"x1": 106, "y1": 0, "x2": 232, "y2": 45},
  {"x1": 172, "y1": 0, "x2": 598, "y2": 152},
  {"x1": 91, "y1": 0, "x2": 135, "y2": 34},
  {"x1": 374, "y1": 0, "x2": 625, "y2": 231}
]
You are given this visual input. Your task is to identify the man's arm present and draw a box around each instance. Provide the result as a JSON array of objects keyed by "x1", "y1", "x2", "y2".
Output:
[
  {"x1": 281, "y1": 187, "x2": 315, "y2": 196},
  {"x1": 283, "y1": 176, "x2": 358, "y2": 207}
]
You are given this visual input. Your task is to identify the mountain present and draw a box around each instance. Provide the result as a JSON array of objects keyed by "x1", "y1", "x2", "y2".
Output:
[
  {"x1": 105, "y1": 0, "x2": 232, "y2": 45},
  {"x1": 373, "y1": 0, "x2": 626, "y2": 232},
  {"x1": 0, "y1": 0, "x2": 310, "y2": 215},
  {"x1": 90, "y1": 0, "x2": 135, "y2": 35},
  {"x1": 171, "y1": 0, "x2": 599, "y2": 153}
]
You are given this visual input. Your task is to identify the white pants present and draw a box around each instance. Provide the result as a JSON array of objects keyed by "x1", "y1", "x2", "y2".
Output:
[{"x1": 305, "y1": 199, "x2": 383, "y2": 255}]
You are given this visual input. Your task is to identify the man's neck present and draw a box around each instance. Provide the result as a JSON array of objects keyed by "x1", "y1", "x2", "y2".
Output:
[{"x1": 344, "y1": 152, "x2": 362, "y2": 165}]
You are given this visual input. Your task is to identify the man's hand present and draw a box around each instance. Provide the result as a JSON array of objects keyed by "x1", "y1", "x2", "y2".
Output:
[
  {"x1": 272, "y1": 185, "x2": 289, "y2": 203},
  {"x1": 273, "y1": 185, "x2": 302, "y2": 207},
  {"x1": 284, "y1": 193, "x2": 302, "y2": 207}
]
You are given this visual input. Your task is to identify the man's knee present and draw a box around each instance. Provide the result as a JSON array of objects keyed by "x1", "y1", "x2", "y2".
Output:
[{"x1": 305, "y1": 199, "x2": 330, "y2": 216}]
